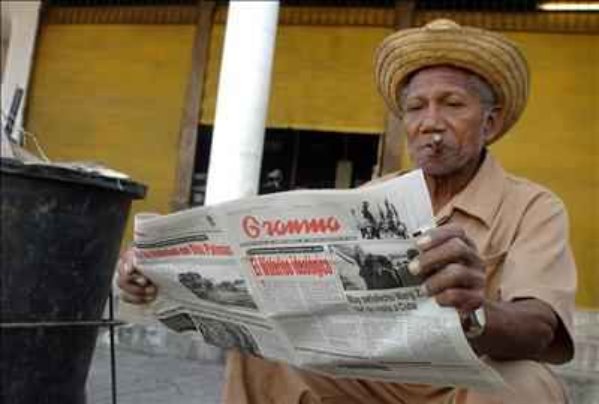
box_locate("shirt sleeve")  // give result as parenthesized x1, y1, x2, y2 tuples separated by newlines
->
(500, 190, 577, 364)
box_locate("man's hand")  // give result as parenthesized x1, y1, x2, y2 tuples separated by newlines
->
(408, 223, 560, 361)
(116, 248, 158, 304)
(409, 223, 485, 314)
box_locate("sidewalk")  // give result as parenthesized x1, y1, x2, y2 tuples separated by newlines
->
(87, 343, 224, 404)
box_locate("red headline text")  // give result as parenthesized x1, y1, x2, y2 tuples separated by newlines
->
(242, 215, 342, 239)
(250, 256, 333, 278)
(136, 242, 233, 259)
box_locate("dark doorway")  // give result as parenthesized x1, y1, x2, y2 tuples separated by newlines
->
(191, 125, 380, 206)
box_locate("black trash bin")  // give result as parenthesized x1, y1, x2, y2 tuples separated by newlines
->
(0, 158, 146, 404)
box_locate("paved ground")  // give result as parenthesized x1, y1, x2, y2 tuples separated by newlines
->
(87, 343, 224, 404)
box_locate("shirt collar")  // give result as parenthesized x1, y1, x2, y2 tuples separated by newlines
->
(435, 152, 506, 228)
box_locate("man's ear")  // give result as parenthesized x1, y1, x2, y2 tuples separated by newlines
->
(483, 106, 504, 143)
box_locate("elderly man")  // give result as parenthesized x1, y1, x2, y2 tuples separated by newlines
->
(118, 19, 576, 404)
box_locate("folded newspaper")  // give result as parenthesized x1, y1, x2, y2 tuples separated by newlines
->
(131, 170, 505, 390)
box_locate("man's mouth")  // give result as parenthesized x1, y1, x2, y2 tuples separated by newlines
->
(421, 142, 443, 153)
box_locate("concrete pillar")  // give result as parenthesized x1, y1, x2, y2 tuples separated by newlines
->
(1, 4, 13, 157)
(0, 0, 42, 145)
(205, 1, 280, 205)
(1, 6, 11, 77)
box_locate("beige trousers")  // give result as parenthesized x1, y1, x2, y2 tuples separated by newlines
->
(222, 351, 568, 404)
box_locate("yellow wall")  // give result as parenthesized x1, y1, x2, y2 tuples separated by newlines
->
(201, 24, 388, 134)
(493, 32, 598, 308)
(26, 24, 195, 240)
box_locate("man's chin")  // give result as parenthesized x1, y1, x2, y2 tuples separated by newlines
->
(420, 164, 458, 178)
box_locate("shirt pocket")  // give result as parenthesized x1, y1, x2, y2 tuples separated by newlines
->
(482, 250, 507, 301)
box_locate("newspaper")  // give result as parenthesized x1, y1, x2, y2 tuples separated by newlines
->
(132, 170, 505, 390)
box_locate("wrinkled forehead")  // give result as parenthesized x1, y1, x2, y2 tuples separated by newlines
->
(401, 65, 487, 96)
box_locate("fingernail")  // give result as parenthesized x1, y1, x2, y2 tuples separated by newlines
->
(408, 259, 421, 276)
(146, 285, 156, 295)
(416, 235, 432, 248)
(419, 284, 429, 297)
(133, 275, 147, 286)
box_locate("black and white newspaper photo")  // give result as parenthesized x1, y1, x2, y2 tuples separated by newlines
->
(329, 241, 421, 291)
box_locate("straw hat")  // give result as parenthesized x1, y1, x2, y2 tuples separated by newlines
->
(374, 19, 530, 144)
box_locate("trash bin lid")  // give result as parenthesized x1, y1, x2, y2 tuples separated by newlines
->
(1, 158, 146, 199)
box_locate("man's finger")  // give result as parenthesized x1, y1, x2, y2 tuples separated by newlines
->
(117, 253, 132, 276)
(121, 292, 155, 304)
(434, 288, 484, 313)
(409, 237, 482, 277)
(424, 263, 484, 296)
(131, 273, 149, 286)
(117, 278, 152, 295)
(119, 283, 157, 303)
(117, 272, 156, 293)
(415, 223, 477, 252)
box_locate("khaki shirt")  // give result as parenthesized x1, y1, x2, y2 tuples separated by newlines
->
(222, 153, 577, 404)
(435, 153, 575, 363)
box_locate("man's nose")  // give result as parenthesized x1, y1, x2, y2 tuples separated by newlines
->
(419, 105, 444, 133)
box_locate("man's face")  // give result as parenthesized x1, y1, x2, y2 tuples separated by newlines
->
(401, 66, 497, 177)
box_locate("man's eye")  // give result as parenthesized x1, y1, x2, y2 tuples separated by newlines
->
(406, 104, 423, 111)
(446, 100, 464, 107)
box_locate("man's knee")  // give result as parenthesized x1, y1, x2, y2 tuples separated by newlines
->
(462, 359, 568, 404)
